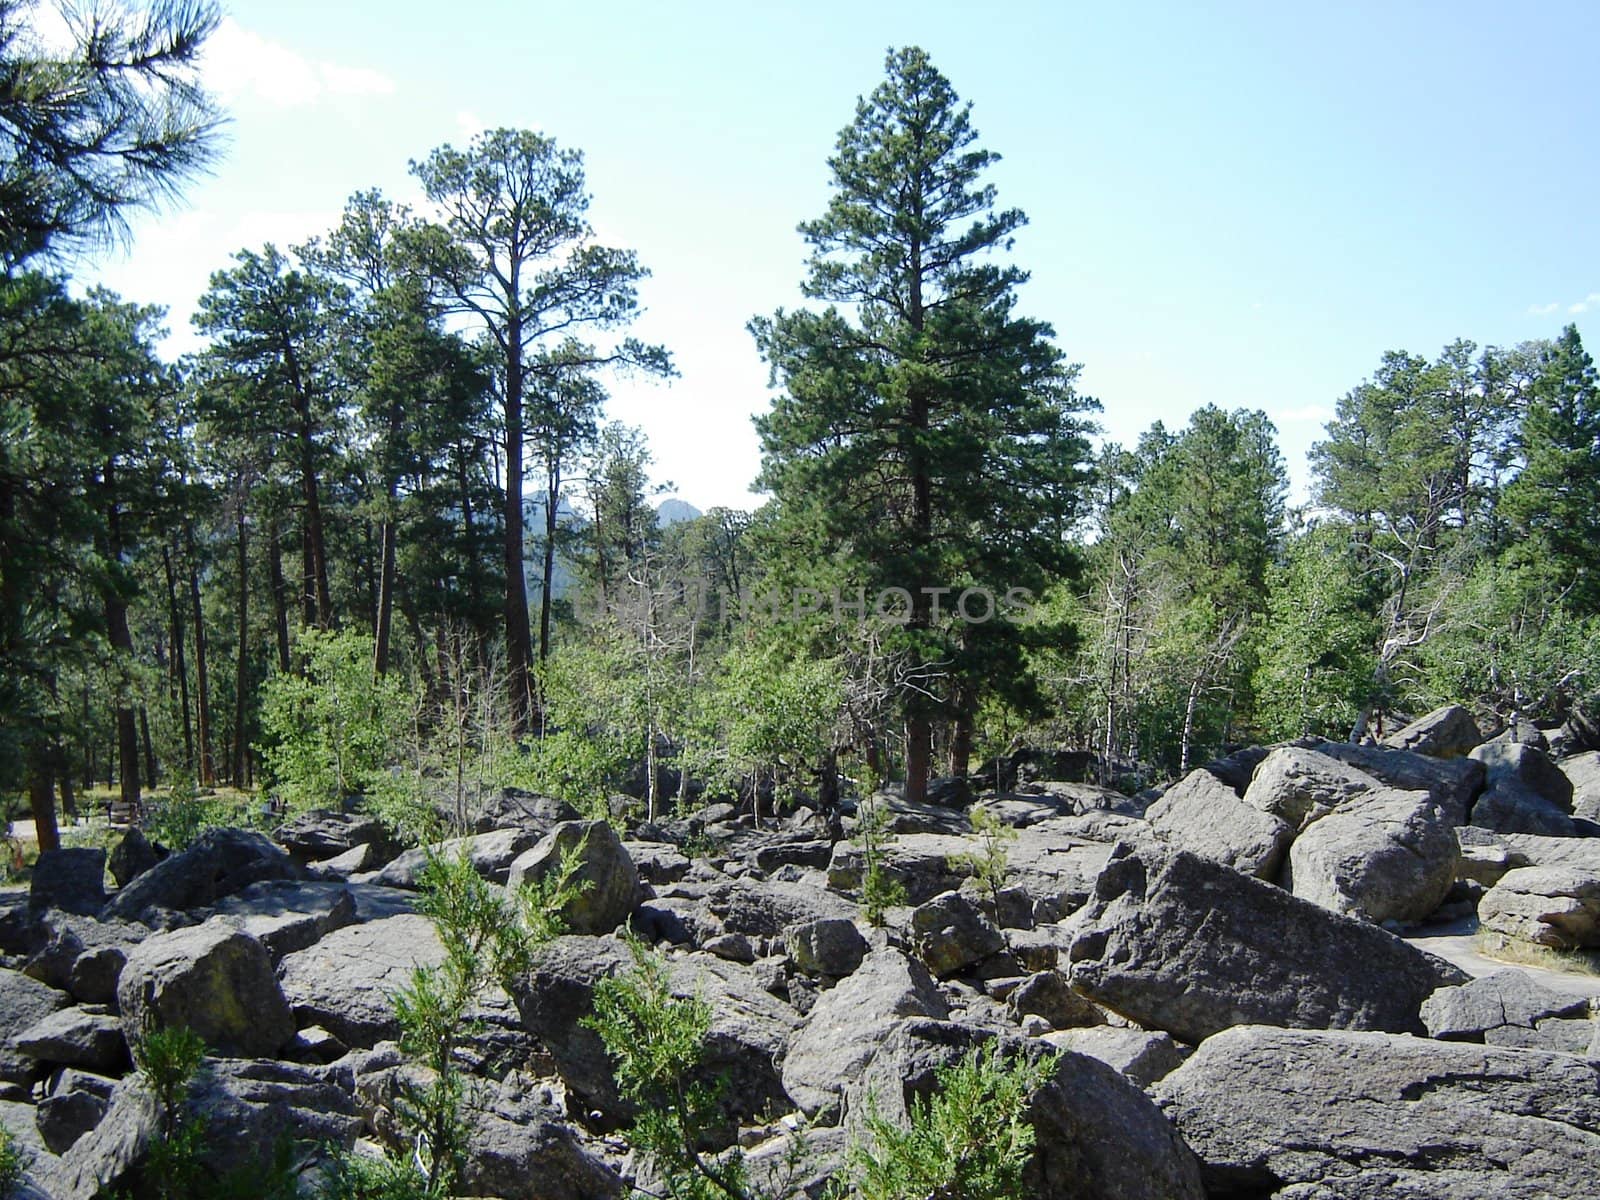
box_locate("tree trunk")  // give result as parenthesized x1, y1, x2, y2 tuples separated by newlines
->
(162, 545, 194, 770)
(28, 748, 59, 854)
(234, 506, 250, 784)
(947, 707, 973, 781)
(187, 524, 215, 787)
(503, 317, 535, 734)
(139, 707, 156, 790)
(1180, 676, 1201, 775)
(374, 515, 397, 674)
(905, 718, 931, 806)
(56, 748, 76, 824)
(539, 460, 560, 665)
(267, 519, 291, 673)
(283, 342, 333, 629)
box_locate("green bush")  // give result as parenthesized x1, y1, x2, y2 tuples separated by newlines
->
(856, 795, 906, 928)
(0, 1122, 30, 1199)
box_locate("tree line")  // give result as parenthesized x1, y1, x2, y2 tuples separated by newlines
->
(4, 12, 1599, 850)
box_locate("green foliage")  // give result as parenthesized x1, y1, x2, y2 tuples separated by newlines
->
(846, 1042, 1057, 1200)
(0, 1121, 29, 1200)
(950, 807, 1015, 935)
(142, 776, 249, 851)
(318, 1152, 436, 1200)
(586, 937, 755, 1200)
(856, 794, 906, 928)
(129, 1018, 208, 1200)
(259, 629, 418, 813)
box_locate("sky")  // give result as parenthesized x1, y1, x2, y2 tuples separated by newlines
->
(79, 0, 1600, 513)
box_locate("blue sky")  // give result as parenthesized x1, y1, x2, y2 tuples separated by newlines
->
(82, 0, 1600, 512)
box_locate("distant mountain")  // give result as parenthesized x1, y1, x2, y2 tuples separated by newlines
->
(656, 498, 702, 527)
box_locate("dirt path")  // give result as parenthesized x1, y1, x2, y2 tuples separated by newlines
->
(1406, 915, 1600, 1000)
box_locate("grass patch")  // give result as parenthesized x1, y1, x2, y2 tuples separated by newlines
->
(1474, 929, 1600, 977)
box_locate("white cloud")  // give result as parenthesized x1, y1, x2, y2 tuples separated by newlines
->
(1528, 302, 1560, 315)
(200, 19, 395, 109)
(455, 110, 487, 139)
(1273, 404, 1334, 424)
(1569, 292, 1600, 315)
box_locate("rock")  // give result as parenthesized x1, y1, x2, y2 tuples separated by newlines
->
(1067, 842, 1467, 1043)
(272, 808, 398, 864)
(711, 876, 857, 936)
(107, 829, 162, 888)
(306, 840, 382, 879)
(1381, 704, 1483, 757)
(35, 1069, 113, 1154)
(624, 840, 691, 885)
(782, 947, 949, 1121)
(703, 932, 757, 963)
(1145, 768, 1292, 880)
(1479, 865, 1600, 949)
(1285, 786, 1459, 922)
(1242, 745, 1380, 828)
(1422, 969, 1592, 1049)
(116, 921, 294, 1058)
(1039, 1026, 1189, 1089)
(910, 891, 1006, 977)
(1154, 1024, 1600, 1199)
(50, 1056, 361, 1200)
(784, 917, 867, 977)
(0, 969, 69, 1088)
(283, 1024, 347, 1065)
(506, 820, 639, 935)
(102, 828, 301, 923)
(846, 1020, 1205, 1200)
(29, 849, 106, 915)
(369, 827, 541, 888)
(1309, 739, 1484, 825)
(1007, 969, 1103, 1030)
(204, 879, 357, 961)
(827, 833, 972, 904)
(1562, 750, 1600, 822)
(509, 936, 799, 1131)
(460, 1085, 623, 1200)
(15, 1007, 126, 1073)
(1470, 741, 1577, 835)
(1460, 827, 1600, 873)
(20, 912, 141, 1004)
(471, 788, 581, 835)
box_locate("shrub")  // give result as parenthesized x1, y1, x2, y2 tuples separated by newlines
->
(0, 1123, 30, 1200)
(949, 807, 1017, 938)
(857, 794, 906, 927)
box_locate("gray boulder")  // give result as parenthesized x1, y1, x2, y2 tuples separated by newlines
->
(1381, 704, 1483, 757)
(784, 916, 867, 977)
(1470, 741, 1577, 835)
(15, 1007, 126, 1073)
(710, 876, 857, 937)
(107, 829, 161, 888)
(35, 1069, 113, 1154)
(846, 1019, 1205, 1200)
(272, 808, 398, 864)
(1242, 746, 1380, 828)
(1561, 750, 1600, 822)
(29, 849, 106, 915)
(782, 947, 948, 1121)
(0, 969, 69, 1089)
(1007, 969, 1104, 1031)
(1285, 786, 1459, 922)
(910, 890, 1006, 977)
(1155, 1024, 1600, 1199)
(1479, 865, 1600, 949)
(116, 921, 293, 1058)
(460, 1086, 623, 1200)
(510, 936, 798, 1132)
(827, 833, 972, 904)
(506, 820, 639, 935)
(1039, 1026, 1189, 1089)
(204, 879, 356, 961)
(20, 912, 141, 1004)
(1145, 768, 1292, 880)
(370, 827, 541, 888)
(1067, 842, 1467, 1043)
(1309, 739, 1484, 825)
(102, 828, 301, 923)
(1422, 969, 1592, 1049)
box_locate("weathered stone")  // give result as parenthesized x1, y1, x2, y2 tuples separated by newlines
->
(711, 876, 856, 937)
(846, 1020, 1205, 1200)
(102, 828, 301, 922)
(1470, 741, 1577, 834)
(20, 912, 141, 1004)
(272, 808, 398, 864)
(460, 1085, 623, 1200)
(369, 827, 541, 888)
(15, 1007, 126, 1073)
(116, 921, 293, 1058)
(1242, 746, 1380, 828)
(1039, 1026, 1190, 1089)
(510, 936, 799, 1132)
(29, 849, 106, 915)
(106, 829, 161, 888)
(1067, 842, 1466, 1043)
(1422, 969, 1592, 1050)
(784, 916, 867, 977)
(1146, 768, 1292, 880)
(506, 820, 639, 935)
(204, 879, 356, 961)
(1155, 1024, 1600, 1199)
(35, 1069, 113, 1154)
(1007, 969, 1103, 1031)
(624, 840, 691, 885)
(1479, 865, 1600, 949)
(1285, 786, 1459, 923)
(1561, 750, 1600, 822)
(0, 969, 69, 1087)
(782, 947, 948, 1121)
(910, 890, 1005, 978)
(1381, 704, 1483, 758)
(703, 932, 757, 962)
(827, 833, 972, 904)
(1309, 738, 1484, 825)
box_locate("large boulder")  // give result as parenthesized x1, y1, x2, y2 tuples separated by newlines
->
(1038, 1026, 1189, 1089)
(20, 912, 142, 1004)
(1067, 842, 1467, 1043)
(107, 829, 162, 888)
(14, 1007, 127, 1074)
(910, 890, 1005, 977)
(509, 936, 799, 1132)
(1560, 750, 1600, 822)
(1154, 1024, 1600, 1199)
(203, 879, 356, 961)
(827, 833, 972, 905)
(784, 916, 867, 977)
(272, 808, 398, 865)
(1285, 786, 1459, 923)
(1478, 865, 1600, 949)
(369, 827, 541, 888)
(505, 820, 639, 935)
(460, 1085, 624, 1200)
(116, 920, 293, 1058)
(845, 1020, 1205, 1200)
(1309, 739, 1484, 825)
(35, 1069, 114, 1154)
(101, 828, 301, 923)
(1421, 969, 1593, 1049)
(1242, 745, 1380, 829)
(782, 947, 948, 1121)
(1381, 704, 1483, 758)
(0, 969, 69, 1090)
(1145, 768, 1292, 880)
(29, 848, 106, 915)
(1469, 742, 1577, 835)
(710, 876, 857, 937)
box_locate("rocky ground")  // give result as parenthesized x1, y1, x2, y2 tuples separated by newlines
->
(5, 704, 1600, 1198)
